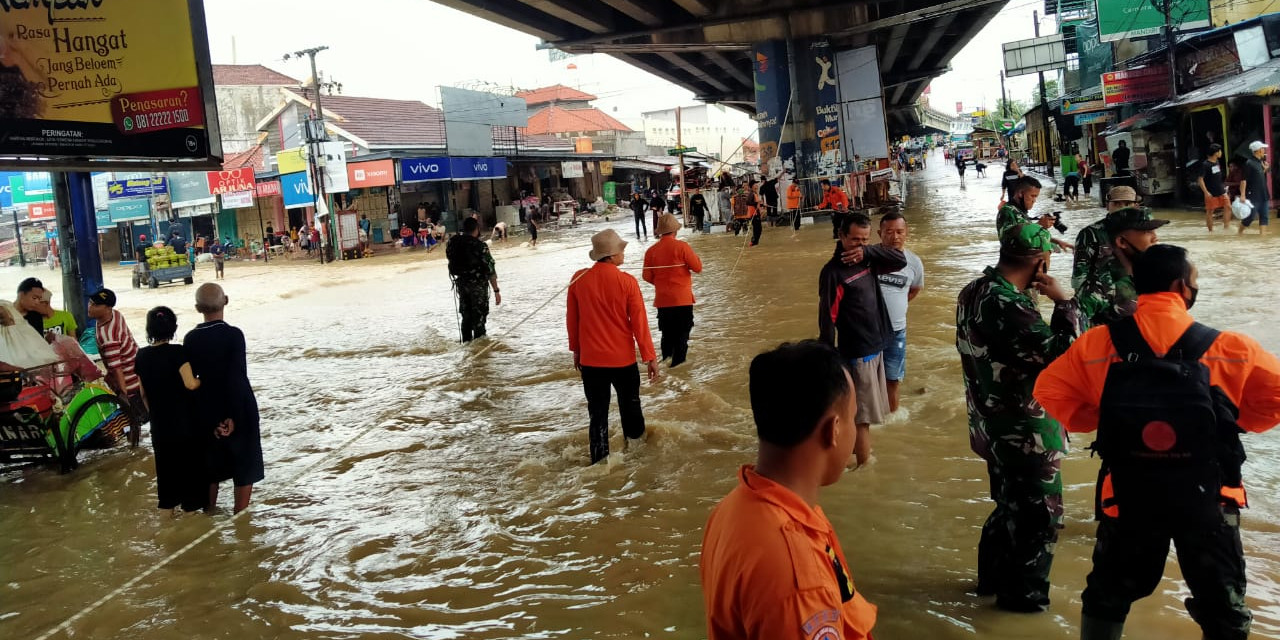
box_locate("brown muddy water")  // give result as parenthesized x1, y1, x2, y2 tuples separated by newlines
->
(3, 151, 1280, 639)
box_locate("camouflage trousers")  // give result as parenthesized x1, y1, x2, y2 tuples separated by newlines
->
(974, 431, 1064, 610)
(456, 282, 490, 343)
(1082, 506, 1250, 640)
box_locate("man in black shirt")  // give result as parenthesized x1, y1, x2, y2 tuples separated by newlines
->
(688, 189, 708, 233)
(1238, 140, 1271, 236)
(1111, 141, 1131, 176)
(15, 277, 44, 335)
(818, 212, 907, 468)
(760, 177, 779, 225)
(631, 193, 649, 240)
(1198, 144, 1230, 233)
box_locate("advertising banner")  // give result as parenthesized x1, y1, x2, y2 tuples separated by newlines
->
(1062, 93, 1107, 114)
(107, 176, 168, 200)
(277, 147, 309, 175)
(255, 180, 281, 197)
(347, 159, 396, 189)
(837, 46, 889, 161)
(28, 203, 54, 220)
(9, 175, 51, 204)
(108, 199, 151, 222)
(1096, 0, 1210, 42)
(449, 157, 507, 181)
(207, 168, 255, 195)
(280, 172, 314, 209)
(1102, 66, 1170, 106)
(319, 141, 348, 194)
(1076, 20, 1113, 92)
(752, 40, 794, 179)
(0, 171, 17, 208)
(0, 0, 221, 166)
(811, 39, 842, 176)
(220, 191, 254, 209)
(561, 161, 584, 179)
(1074, 112, 1116, 125)
(95, 208, 112, 230)
(400, 157, 450, 183)
(168, 171, 215, 208)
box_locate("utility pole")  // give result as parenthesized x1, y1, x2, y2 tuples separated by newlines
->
(1000, 71, 1009, 117)
(288, 45, 331, 263)
(1162, 0, 1178, 99)
(1034, 11, 1055, 179)
(676, 106, 688, 225)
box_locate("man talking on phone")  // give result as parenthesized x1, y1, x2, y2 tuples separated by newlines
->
(955, 223, 1086, 612)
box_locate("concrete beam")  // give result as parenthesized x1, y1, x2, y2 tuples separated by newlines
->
(432, 0, 573, 41)
(705, 51, 753, 87)
(880, 23, 910, 74)
(615, 52, 718, 99)
(673, 0, 715, 17)
(515, 0, 615, 34)
(599, 0, 662, 26)
(658, 52, 734, 93)
(560, 42, 753, 54)
(838, 0, 1008, 37)
(906, 13, 955, 71)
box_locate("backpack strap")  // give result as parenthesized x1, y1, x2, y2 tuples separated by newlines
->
(1166, 322, 1220, 362)
(1107, 316, 1155, 361)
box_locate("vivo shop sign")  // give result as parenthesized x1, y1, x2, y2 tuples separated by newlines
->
(399, 157, 506, 183)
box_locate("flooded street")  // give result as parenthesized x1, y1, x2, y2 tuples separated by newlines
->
(4, 152, 1280, 639)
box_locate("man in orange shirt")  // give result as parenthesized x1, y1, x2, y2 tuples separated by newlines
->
(1035, 245, 1280, 640)
(643, 214, 704, 368)
(567, 228, 659, 464)
(817, 178, 850, 239)
(701, 341, 877, 640)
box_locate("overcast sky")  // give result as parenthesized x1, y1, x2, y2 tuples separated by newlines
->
(203, 0, 1056, 128)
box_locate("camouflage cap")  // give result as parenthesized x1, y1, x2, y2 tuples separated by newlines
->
(1000, 222, 1053, 256)
(1103, 206, 1170, 233)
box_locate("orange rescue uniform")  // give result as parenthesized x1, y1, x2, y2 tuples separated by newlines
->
(566, 261, 657, 368)
(702, 466, 877, 640)
(1034, 292, 1280, 514)
(818, 187, 849, 211)
(787, 183, 803, 210)
(642, 235, 703, 308)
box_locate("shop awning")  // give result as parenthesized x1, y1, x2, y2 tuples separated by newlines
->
(1102, 109, 1168, 135)
(1155, 58, 1280, 110)
(612, 159, 669, 173)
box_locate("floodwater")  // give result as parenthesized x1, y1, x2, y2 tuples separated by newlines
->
(3, 153, 1280, 640)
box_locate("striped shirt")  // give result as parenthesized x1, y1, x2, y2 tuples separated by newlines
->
(96, 309, 140, 391)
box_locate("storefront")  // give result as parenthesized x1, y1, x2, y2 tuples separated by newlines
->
(398, 156, 509, 232)
(341, 158, 398, 243)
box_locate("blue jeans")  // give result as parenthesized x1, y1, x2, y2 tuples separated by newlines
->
(883, 328, 907, 381)
(1242, 199, 1270, 227)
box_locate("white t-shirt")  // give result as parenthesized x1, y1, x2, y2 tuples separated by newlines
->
(877, 248, 925, 332)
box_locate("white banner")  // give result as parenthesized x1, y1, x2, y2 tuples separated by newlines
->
(561, 161, 584, 179)
(221, 190, 254, 209)
(320, 141, 349, 194)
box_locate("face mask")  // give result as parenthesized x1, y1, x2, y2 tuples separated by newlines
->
(1184, 282, 1198, 310)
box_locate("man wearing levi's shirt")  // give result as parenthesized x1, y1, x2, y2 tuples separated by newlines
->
(701, 341, 877, 640)
(874, 212, 924, 413)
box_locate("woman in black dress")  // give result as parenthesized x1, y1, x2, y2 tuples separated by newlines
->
(135, 306, 205, 514)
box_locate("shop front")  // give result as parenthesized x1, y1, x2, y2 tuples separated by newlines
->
(343, 158, 397, 243)
(398, 156, 508, 233)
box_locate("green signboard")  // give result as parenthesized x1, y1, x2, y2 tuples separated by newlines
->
(667, 146, 698, 155)
(1096, 0, 1210, 43)
(95, 208, 113, 230)
(603, 181, 617, 204)
(1077, 19, 1113, 92)
(108, 199, 151, 222)
(997, 120, 1016, 132)
(8, 175, 52, 205)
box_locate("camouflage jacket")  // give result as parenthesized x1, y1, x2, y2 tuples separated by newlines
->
(956, 267, 1085, 458)
(996, 203, 1030, 237)
(1071, 220, 1136, 326)
(446, 234, 496, 287)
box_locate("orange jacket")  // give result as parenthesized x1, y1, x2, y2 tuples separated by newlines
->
(1034, 292, 1280, 512)
(786, 183, 802, 210)
(818, 186, 849, 211)
(642, 235, 703, 308)
(702, 466, 877, 640)
(566, 261, 657, 367)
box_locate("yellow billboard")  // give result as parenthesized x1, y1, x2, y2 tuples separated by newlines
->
(277, 148, 309, 174)
(0, 0, 220, 167)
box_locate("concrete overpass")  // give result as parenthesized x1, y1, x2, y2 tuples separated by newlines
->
(916, 104, 956, 136)
(433, 0, 1009, 133)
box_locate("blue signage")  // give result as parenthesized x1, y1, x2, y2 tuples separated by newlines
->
(280, 171, 314, 209)
(94, 208, 112, 230)
(449, 157, 507, 180)
(400, 157, 451, 183)
(107, 177, 168, 200)
(0, 171, 18, 208)
(108, 199, 151, 222)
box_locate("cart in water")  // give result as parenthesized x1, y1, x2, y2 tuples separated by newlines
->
(0, 363, 131, 473)
(133, 244, 195, 289)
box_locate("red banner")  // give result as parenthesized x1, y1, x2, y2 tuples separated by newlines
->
(1102, 66, 1170, 107)
(28, 203, 54, 220)
(346, 159, 396, 188)
(255, 180, 281, 197)
(207, 168, 256, 195)
(111, 87, 206, 135)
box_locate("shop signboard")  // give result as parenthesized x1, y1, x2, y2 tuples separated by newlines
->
(277, 147, 309, 175)
(1102, 66, 1170, 106)
(561, 161, 584, 179)
(600, 160, 614, 175)
(1076, 20, 1112, 92)
(220, 191, 254, 209)
(1003, 34, 1066, 77)
(168, 171, 215, 208)
(449, 157, 507, 180)
(206, 168, 255, 195)
(1096, 0, 1210, 43)
(400, 157, 451, 183)
(107, 176, 168, 200)
(1075, 112, 1116, 125)
(1062, 93, 1107, 114)
(28, 203, 54, 220)
(95, 208, 112, 230)
(255, 180, 281, 197)
(0, 171, 17, 208)
(1177, 37, 1242, 92)
(280, 172, 314, 209)
(9, 174, 52, 204)
(0, 0, 222, 168)
(108, 199, 151, 222)
(347, 159, 396, 189)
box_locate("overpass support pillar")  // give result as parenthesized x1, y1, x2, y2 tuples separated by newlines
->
(53, 172, 103, 335)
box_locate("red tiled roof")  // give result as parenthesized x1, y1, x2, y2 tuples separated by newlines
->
(515, 84, 598, 107)
(524, 106, 631, 135)
(223, 142, 267, 171)
(318, 95, 446, 147)
(213, 64, 300, 86)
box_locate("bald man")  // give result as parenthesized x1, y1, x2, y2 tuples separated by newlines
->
(186, 283, 263, 514)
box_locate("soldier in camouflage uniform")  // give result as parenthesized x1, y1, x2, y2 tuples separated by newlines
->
(996, 176, 1042, 236)
(446, 217, 501, 342)
(956, 223, 1086, 612)
(1071, 204, 1167, 326)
